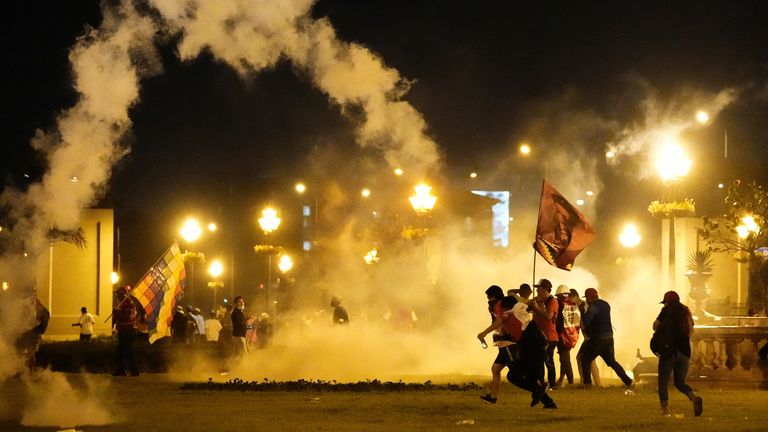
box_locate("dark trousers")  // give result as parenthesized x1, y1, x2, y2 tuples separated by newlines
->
(579, 336, 631, 386)
(544, 340, 557, 387)
(116, 328, 139, 375)
(79, 334, 92, 341)
(658, 350, 694, 403)
(506, 345, 555, 405)
(556, 340, 574, 384)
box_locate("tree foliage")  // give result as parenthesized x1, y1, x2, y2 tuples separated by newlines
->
(699, 180, 768, 255)
(699, 180, 768, 310)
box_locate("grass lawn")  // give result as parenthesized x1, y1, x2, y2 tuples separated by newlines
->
(1, 373, 766, 432)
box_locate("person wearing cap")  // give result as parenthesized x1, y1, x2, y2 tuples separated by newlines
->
(529, 278, 559, 389)
(171, 305, 188, 344)
(579, 288, 633, 388)
(554, 284, 580, 387)
(112, 285, 139, 377)
(653, 291, 702, 417)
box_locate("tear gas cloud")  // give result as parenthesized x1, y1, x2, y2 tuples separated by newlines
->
(606, 84, 737, 179)
(20, 370, 115, 428)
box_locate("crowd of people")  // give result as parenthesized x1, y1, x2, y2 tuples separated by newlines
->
(476, 278, 704, 417)
(13, 280, 708, 418)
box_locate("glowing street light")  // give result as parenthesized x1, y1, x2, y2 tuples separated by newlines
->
(409, 183, 437, 215)
(258, 207, 281, 234)
(180, 218, 203, 243)
(394, 168, 404, 176)
(295, 182, 306, 194)
(519, 143, 531, 156)
(361, 188, 371, 198)
(258, 207, 281, 311)
(655, 141, 692, 182)
(469, 172, 478, 179)
(179, 217, 204, 304)
(736, 215, 760, 239)
(208, 260, 224, 278)
(278, 254, 294, 273)
(619, 223, 642, 248)
(695, 110, 710, 125)
(111, 272, 120, 285)
(207, 259, 224, 308)
(207, 222, 217, 232)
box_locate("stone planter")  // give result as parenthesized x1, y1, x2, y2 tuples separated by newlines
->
(686, 272, 712, 317)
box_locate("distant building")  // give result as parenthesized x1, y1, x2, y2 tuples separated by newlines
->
(36, 209, 114, 339)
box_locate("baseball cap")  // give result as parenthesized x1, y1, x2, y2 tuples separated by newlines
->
(534, 279, 553, 291)
(583, 287, 598, 298)
(660, 290, 680, 304)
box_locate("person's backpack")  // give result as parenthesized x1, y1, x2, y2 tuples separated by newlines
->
(650, 319, 674, 357)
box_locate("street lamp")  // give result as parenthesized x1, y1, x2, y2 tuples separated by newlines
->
(258, 207, 281, 311)
(409, 184, 437, 288)
(409, 184, 437, 215)
(619, 223, 642, 248)
(278, 254, 293, 273)
(654, 139, 692, 293)
(208, 259, 224, 310)
(180, 218, 204, 305)
(736, 215, 761, 306)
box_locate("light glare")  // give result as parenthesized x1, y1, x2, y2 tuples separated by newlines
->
(180, 218, 203, 243)
(258, 207, 281, 234)
(209, 260, 224, 278)
(619, 223, 642, 248)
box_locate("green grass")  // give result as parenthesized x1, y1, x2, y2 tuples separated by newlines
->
(1, 374, 767, 432)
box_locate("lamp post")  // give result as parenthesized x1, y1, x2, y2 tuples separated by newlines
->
(409, 183, 437, 286)
(736, 215, 760, 307)
(208, 259, 224, 311)
(258, 207, 281, 312)
(180, 218, 203, 305)
(655, 140, 691, 292)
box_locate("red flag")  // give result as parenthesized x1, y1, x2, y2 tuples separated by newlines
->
(534, 179, 596, 271)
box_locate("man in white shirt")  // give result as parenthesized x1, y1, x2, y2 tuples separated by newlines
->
(73, 306, 95, 341)
(204, 312, 223, 342)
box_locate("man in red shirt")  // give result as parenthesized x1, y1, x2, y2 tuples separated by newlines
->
(529, 279, 559, 389)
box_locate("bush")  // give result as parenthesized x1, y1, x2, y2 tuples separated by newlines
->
(36, 337, 226, 373)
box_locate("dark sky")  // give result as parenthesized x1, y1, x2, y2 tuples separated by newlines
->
(4, 0, 768, 291)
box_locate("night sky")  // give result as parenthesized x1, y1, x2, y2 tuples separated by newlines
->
(4, 0, 768, 293)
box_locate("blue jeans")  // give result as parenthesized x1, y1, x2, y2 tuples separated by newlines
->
(658, 350, 694, 403)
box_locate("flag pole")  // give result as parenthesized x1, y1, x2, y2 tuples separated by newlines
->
(532, 178, 546, 285)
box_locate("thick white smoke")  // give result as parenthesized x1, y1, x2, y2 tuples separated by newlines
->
(606, 84, 737, 179)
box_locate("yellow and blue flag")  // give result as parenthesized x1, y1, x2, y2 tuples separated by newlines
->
(130, 243, 186, 343)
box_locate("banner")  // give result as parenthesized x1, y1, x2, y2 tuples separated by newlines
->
(534, 179, 596, 270)
(130, 243, 186, 343)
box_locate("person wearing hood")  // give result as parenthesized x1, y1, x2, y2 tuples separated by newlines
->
(653, 290, 702, 417)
